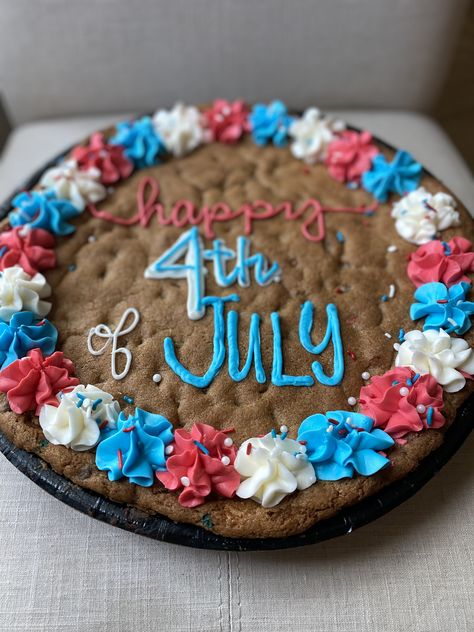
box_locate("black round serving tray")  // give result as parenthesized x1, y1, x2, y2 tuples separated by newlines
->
(0, 124, 472, 551)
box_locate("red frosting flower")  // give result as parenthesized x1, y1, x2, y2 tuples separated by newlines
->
(203, 99, 251, 144)
(156, 423, 240, 507)
(71, 132, 134, 185)
(407, 237, 474, 288)
(0, 349, 79, 415)
(0, 227, 56, 276)
(359, 367, 444, 443)
(325, 130, 379, 183)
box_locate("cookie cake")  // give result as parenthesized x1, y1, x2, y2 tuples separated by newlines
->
(0, 100, 472, 539)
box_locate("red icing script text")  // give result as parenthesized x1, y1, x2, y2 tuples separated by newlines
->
(88, 176, 376, 242)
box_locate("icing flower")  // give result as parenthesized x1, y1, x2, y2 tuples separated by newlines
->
(410, 281, 474, 335)
(361, 150, 422, 202)
(234, 430, 316, 508)
(0, 266, 52, 321)
(63, 384, 120, 430)
(0, 312, 57, 369)
(359, 367, 445, 442)
(407, 238, 474, 288)
(71, 132, 134, 184)
(325, 130, 379, 184)
(39, 384, 120, 451)
(0, 227, 56, 276)
(40, 399, 99, 451)
(289, 108, 345, 164)
(9, 190, 81, 236)
(395, 328, 474, 393)
(153, 103, 204, 158)
(297, 411, 393, 480)
(249, 101, 294, 147)
(203, 99, 250, 144)
(0, 348, 78, 414)
(96, 408, 174, 487)
(39, 159, 106, 212)
(110, 117, 166, 168)
(156, 423, 240, 507)
(391, 187, 460, 245)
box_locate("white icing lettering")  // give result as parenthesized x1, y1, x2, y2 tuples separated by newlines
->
(87, 307, 140, 380)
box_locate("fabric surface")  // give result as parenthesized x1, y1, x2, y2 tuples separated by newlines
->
(0, 111, 473, 631)
(0, 0, 470, 125)
(0, 437, 472, 632)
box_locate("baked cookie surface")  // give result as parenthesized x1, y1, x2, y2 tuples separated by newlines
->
(0, 103, 472, 538)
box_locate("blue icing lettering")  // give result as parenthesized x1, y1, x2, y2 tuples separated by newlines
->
(271, 312, 314, 387)
(164, 295, 239, 388)
(146, 229, 280, 320)
(234, 236, 281, 286)
(203, 235, 281, 288)
(145, 226, 206, 320)
(227, 310, 266, 383)
(145, 231, 347, 391)
(203, 239, 238, 286)
(299, 301, 344, 386)
(164, 299, 345, 389)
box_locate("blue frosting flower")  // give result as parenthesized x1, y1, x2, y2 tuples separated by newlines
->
(249, 101, 294, 147)
(0, 311, 58, 369)
(297, 410, 394, 480)
(410, 281, 474, 335)
(9, 190, 81, 236)
(110, 116, 166, 168)
(96, 407, 174, 486)
(361, 150, 423, 202)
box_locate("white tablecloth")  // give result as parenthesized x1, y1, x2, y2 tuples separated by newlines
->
(0, 111, 473, 632)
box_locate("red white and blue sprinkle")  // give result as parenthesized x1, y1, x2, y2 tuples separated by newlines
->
(426, 407, 434, 426)
(194, 440, 210, 455)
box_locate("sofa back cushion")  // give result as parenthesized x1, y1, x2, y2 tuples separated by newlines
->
(0, 0, 470, 124)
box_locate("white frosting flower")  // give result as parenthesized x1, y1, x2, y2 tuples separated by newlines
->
(0, 265, 51, 321)
(391, 187, 460, 245)
(395, 329, 474, 393)
(40, 399, 100, 451)
(289, 108, 345, 164)
(235, 432, 316, 507)
(39, 384, 120, 451)
(63, 384, 120, 429)
(434, 192, 461, 230)
(39, 159, 106, 211)
(153, 103, 204, 157)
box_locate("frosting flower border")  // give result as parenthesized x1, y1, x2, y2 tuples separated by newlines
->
(0, 99, 470, 517)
